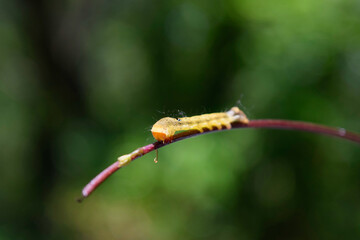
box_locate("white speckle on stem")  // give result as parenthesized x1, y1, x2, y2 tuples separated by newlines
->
(338, 128, 346, 136)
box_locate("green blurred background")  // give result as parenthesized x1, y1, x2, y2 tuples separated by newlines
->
(1, 0, 360, 239)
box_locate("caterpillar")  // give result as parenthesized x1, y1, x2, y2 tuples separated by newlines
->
(151, 106, 249, 142)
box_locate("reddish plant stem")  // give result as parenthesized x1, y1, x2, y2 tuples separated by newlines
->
(78, 119, 360, 202)
(247, 120, 360, 142)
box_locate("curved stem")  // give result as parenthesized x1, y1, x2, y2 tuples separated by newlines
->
(247, 120, 360, 142)
(78, 119, 360, 202)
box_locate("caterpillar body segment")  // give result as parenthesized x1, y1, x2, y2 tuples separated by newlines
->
(151, 107, 249, 142)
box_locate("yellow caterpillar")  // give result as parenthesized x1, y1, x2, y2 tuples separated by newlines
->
(151, 107, 249, 142)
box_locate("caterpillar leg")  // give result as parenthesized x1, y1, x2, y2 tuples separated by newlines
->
(209, 120, 219, 130)
(162, 135, 174, 144)
(216, 124, 223, 130)
(196, 126, 204, 133)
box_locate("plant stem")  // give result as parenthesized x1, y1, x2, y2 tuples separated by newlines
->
(78, 119, 360, 202)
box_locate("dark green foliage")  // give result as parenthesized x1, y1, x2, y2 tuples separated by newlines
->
(0, 0, 359, 239)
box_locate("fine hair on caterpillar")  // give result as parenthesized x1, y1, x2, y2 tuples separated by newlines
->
(151, 106, 249, 142)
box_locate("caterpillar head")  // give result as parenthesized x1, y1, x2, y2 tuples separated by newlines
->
(151, 117, 177, 141)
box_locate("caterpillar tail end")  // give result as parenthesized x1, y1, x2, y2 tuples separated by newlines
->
(228, 106, 249, 124)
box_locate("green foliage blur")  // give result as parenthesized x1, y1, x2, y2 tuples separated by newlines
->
(1, 0, 360, 239)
